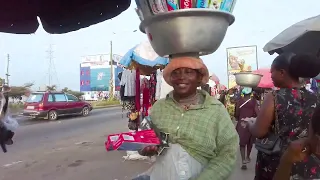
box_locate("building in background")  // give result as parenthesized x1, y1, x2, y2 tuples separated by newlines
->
(80, 54, 123, 101)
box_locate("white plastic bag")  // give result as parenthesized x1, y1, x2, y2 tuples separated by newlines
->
(3, 116, 19, 132)
(136, 144, 203, 180)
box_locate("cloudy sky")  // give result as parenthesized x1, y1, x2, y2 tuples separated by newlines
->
(0, 0, 319, 90)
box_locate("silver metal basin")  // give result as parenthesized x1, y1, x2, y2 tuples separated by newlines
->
(315, 73, 320, 80)
(139, 9, 235, 57)
(234, 72, 263, 87)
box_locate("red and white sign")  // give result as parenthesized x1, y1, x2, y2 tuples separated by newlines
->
(180, 0, 192, 9)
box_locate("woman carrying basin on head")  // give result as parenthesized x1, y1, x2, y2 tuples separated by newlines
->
(235, 87, 259, 170)
(134, 57, 239, 180)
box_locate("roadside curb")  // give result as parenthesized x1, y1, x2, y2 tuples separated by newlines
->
(92, 104, 121, 109)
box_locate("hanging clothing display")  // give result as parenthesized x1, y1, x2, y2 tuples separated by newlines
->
(120, 69, 136, 110)
(118, 72, 123, 81)
(142, 86, 150, 117)
(135, 68, 141, 111)
(122, 100, 135, 110)
(155, 69, 162, 100)
(149, 71, 157, 103)
(120, 69, 136, 97)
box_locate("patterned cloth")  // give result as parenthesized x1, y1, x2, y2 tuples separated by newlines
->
(135, 68, 141, 111)
(225, 95, 236, 120)
(149, 72, 157, 103)
(150, 90, 239, 180)
(255, 88, 320, 180)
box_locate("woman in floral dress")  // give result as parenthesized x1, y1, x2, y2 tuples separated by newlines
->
(248, 53, 320, 180)
(274, 106, 320, 180)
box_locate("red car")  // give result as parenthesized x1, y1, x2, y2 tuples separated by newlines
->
(22, 91, 92, 120)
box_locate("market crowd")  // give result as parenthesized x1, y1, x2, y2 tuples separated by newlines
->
(217, 53, 320, 180)
(2, 54, 320, 180)
(132, 53, 320, 180)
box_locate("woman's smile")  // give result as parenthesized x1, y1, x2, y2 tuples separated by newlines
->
(176, 83, 188, 88)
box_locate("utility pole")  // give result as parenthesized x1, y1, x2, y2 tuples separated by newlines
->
(109, 40, 114, 100)
(46, 44, 54, 87)
(5, 54, 10, 86)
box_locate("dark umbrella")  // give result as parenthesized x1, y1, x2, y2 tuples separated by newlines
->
(0, 0, 131, 34)
(263, 15, 320, 55)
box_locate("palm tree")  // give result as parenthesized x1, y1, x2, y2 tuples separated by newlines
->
(46, 85, 57, 91)
(62, 87, 69, 93)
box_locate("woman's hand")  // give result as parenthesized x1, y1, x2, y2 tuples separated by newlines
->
(138, 145, 159, 156)
(242, 117, 256, 127)
(274, 139, 309, 180)
(281, 138, 310, 164)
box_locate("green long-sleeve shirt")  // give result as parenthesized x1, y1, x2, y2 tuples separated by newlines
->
(150, 90, 239, 180)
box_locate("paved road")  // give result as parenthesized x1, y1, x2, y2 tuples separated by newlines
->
(7, 108, 126, 154)
(1, 107, 256, 180)
(1, 107, 151, 180)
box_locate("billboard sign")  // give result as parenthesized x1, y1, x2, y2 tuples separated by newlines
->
(80, 54, 124, 92)
(90, 68, 110, 91)
(226, 45, 258, 88)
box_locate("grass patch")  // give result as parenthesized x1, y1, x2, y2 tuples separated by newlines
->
(8, 103, 24, 113)
(90, 100, 120, 108)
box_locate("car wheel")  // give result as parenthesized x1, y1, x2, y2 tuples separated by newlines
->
(82, 106, 90, 117)
(48, 110, 58, 121)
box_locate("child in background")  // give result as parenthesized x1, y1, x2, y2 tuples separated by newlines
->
(127, 108, 140, 131)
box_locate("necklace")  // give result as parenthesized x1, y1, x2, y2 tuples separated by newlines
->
(176, 93, 200, 110)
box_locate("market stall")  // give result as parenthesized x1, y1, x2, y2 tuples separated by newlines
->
(119, 41, 170, 161)
(119, 41, 169, 112)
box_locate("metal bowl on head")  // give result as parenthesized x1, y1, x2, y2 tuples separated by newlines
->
(139, 9, 235, 57)
(314, 73, 320, 80)
(234, 72, 263, 87)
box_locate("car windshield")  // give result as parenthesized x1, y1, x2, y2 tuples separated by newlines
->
(26, 93, 44, 103)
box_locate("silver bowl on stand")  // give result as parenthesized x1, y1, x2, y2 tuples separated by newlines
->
(234, 72, 263, 87)
(139, 9, 235, 57)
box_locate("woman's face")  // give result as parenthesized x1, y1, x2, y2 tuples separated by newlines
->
(170, 68, 201, 97)
(270, 65, 285, 88)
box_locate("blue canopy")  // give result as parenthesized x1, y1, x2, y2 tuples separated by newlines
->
(120, 45, 169, 67)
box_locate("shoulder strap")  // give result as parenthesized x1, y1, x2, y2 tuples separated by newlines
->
(272, 91, 280, 134)
(239, 98, 251, 109)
